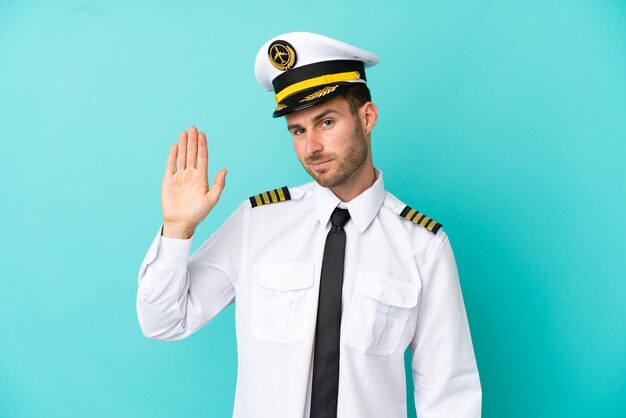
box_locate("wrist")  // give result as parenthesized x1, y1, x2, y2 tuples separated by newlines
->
(162, 221, 196, 239)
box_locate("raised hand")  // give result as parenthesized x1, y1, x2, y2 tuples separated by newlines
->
(160, 126, 227, 239)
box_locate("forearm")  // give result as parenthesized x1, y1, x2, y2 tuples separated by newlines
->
(137, 207, 243, 341)
(411, 233, 482, 417)
(137, 227, 195, 340)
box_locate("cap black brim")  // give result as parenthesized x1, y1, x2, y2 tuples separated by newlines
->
(272, 82, 360, 118)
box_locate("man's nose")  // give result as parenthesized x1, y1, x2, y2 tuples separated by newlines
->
(305, 131, 323, 155)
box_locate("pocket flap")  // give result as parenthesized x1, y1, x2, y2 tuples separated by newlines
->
(254, 262, 314, 291)
(356, 271, 419, 308)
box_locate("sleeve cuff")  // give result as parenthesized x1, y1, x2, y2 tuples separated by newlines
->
(150, 224, 194, 270)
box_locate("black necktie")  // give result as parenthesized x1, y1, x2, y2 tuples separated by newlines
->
(310, 207, 351, 418)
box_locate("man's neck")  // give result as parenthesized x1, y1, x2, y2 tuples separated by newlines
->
(330, 160, 376, 202)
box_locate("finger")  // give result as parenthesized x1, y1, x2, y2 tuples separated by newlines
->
(198, 131, 208, 175)
(187, 126, 198, 169)
(166, 144, 177, 175)
(208, 169, 227, 204)
(177, 130, 188, 170)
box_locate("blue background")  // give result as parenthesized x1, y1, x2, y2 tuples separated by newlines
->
(1, 0, 625, 417)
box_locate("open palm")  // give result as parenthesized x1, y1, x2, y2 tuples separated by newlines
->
(161, 126, 227, 238)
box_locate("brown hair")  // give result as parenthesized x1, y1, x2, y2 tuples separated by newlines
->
(341, 83, 372, 115)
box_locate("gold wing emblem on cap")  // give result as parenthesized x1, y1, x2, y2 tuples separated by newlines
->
(274, 103, 287, 112)
(299, 85, 338, 103)
(268, 41, 297, 71)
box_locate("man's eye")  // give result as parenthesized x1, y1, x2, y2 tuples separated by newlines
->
(321, 119, 334, 128)
(293, 128, 305, 136)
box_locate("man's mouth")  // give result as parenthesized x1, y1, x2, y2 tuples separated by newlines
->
(311, 159, 331, 165)
(309, 159, 333, 168)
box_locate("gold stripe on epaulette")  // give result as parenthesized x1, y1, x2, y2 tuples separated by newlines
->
(249, 186, 292, 208)
(399, 205, 442, 234)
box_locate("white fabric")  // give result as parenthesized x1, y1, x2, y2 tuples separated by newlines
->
(136, 169, 482, 418)
(254, 32, 380, 91)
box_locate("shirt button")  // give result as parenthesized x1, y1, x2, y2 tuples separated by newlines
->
(383, 288, 392, 298)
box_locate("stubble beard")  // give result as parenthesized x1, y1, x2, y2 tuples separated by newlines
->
(303, 120, 369, 188)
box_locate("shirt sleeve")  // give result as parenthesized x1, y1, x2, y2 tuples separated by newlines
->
(409, 231, 482, 417)
(136, 204, 245, 341)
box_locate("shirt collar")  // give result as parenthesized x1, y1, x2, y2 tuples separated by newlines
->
(314, 168, 386, 233)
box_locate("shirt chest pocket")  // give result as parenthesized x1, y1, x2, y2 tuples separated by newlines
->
(346, 271, 420, 355)
(250, 262, 315, 344)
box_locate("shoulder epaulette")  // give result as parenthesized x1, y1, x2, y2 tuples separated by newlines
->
(249, 186, 291, 208)
(399, 205, 442, 234)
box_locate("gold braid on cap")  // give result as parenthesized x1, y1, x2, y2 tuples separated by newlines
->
(275, 71, 361, 103)
(299, 85, 338, 103)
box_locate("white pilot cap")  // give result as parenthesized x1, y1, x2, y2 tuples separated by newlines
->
(254, 32, 379, 117)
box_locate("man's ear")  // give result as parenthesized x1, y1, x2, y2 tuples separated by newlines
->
(358, 102, 378, 135)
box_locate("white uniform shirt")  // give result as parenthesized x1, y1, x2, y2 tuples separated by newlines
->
(136, 169, 481, 418)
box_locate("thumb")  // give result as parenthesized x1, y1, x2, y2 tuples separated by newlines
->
(207, 169, 227, 203)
